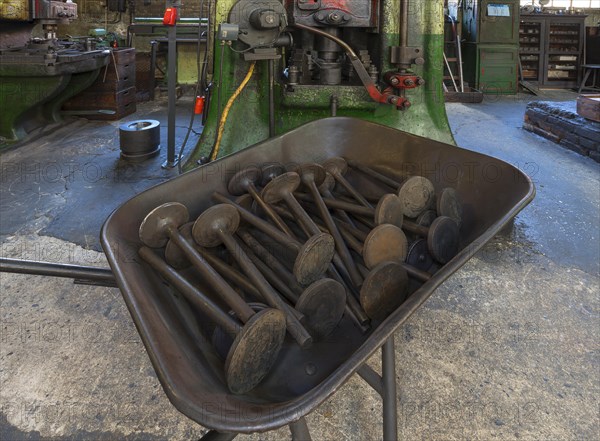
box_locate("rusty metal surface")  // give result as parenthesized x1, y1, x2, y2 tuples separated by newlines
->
(426, 216, 461, 264)
(193, 204, 240, 248)
(406, 238, 434, 272)
(292, 233, 335, 286)
(360, 261, 409, 321)
(437, 187, 463, 226)
(101, 117, 535, 433)
(397, 176, 436, 218)
(294, 278, 346, 339)
(139, 202, 189, 248)
(0, 0, 30, 21)
(362, 224, 408, 270)
(373, 194, 404, 228)
(225, 308, 286, 395)
(415, 209, 437, 227)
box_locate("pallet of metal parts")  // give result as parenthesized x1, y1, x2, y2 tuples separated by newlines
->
(101, 117, 534, 435)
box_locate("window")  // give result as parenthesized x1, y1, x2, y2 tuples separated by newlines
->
(520, 0, 600, 8)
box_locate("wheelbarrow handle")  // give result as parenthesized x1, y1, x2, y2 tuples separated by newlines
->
(0, 257, 116, 287)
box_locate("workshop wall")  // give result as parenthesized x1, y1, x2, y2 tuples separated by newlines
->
(48, 2, 597, 41)
(130, 2, 208, 86)
(53, 0, 131, 40)
(135, 0, 206, 18)
(539, 8, 600, 26)
(45, 1, 208, 87)
(51, 1, 209, 46)
(584, 9, 600, 26)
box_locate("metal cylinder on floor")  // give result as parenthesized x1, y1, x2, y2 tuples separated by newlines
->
(118, 119, 161, 162)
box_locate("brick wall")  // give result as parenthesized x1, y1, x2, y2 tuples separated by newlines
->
(135, 1, 209, 19)
(54, 0, 130, 38)
(524, 101, 600, 163)
(53, 0, 209, 40)
(583, 9, 600, 26)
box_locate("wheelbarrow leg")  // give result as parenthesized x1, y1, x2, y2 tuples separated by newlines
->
(382, 335, 398, 440)
(289, 417, 312, 440)
(356, 335, 399, 439)
(198, 430, 237, 441)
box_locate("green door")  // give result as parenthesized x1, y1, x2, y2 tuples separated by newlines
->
(479, 0, 520, 44)
(479, 45, 518, 93)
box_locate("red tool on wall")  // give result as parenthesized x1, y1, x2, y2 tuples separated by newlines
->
(163, 6, 178, 26)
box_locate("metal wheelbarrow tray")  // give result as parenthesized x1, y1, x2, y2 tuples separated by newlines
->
(101, 117, 535, 434)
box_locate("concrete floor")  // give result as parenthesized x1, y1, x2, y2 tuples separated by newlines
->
(0, 90, 598, 440)
(0, 98, 201, 251)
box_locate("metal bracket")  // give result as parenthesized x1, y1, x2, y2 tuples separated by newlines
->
(349, 57, 410, 110)
(162, 158, 180, 169)
(384, 72, 426, 90)
(389, 46, 425, 67)
(243, 47, 281, 61)
(217, 23, 239, 41)
(293, 24, 409, 110)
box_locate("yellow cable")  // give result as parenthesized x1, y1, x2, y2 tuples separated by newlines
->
(210, 61, 256, 161)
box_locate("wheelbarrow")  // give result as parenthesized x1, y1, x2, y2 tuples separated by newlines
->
(0, 117, 535, 440)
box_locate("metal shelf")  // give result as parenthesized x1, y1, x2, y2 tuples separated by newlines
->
(519, 14, 585, 88)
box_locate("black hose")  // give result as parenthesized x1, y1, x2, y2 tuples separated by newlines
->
(177, 0, 208, 174)
(200, 0, 211, 91)
(207, 41, 226, 162)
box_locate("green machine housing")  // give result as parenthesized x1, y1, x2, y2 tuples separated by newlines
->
(188, 0, 456, 164)
(462, 0, 520, 94)
(0, 0, 109, 145)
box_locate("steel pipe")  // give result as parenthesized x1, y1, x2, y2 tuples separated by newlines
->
(0, 257, 115, 286)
